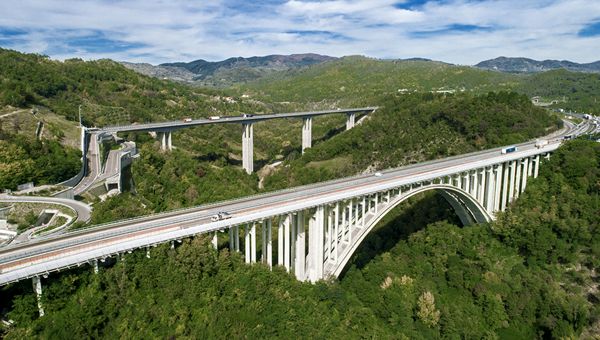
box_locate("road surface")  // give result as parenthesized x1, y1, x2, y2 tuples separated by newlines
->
(100, 107, 377, 133)
(0, 195, 92, 223)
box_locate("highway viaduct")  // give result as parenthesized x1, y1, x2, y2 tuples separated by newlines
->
(0, 120, 594, 316)
(98, 107, 377, 174)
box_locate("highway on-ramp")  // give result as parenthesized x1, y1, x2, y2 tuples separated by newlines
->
(0, 195, 92, 223)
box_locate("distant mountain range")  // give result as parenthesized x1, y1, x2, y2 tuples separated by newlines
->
(121, 54, 600, 87)
(121, 53, 336, 87)
(475, 57, 600, 73)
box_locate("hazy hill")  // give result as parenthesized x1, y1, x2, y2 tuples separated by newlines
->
(476, 56, 600, 73)
(123, 53, 336, 87)
(239, 56, 600, 113)
(239, 56, 520, 106)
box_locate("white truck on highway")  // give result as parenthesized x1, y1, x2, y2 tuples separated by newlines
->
(501, 146, 517, 154)
(210, 211, 232, 222)
(535, 139, 548, 148)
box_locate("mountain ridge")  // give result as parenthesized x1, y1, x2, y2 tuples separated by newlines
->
(476, 56, 600, 73)
(121, 53, 336, 86)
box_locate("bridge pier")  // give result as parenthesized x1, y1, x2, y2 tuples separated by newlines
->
(493, 164, 503, 212)
(514, 159, 522, 199)
(302, 117, 312, 153)
(346, 112, 355, 130)
(295, 212, 305, 280)
(284, 215, 291, 271)
(521, 157, 529, 191)
(212, 232, 218, 250)
(485, 167, 494, 212)
(234, 226, 240, 251)
(501, 162, 509, 211)
(533, 155, 540, 178)
(32, 276, 44, 317)
(242, 123, 254, 174)
(264, 220, 273, 267)
(308, 206, 325, 282)
(157, 131, 173, 151)
(508, 160, 517, 203)
(243, 224, 258, 263)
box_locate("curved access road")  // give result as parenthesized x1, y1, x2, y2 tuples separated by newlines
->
(0, 195, 92, 223)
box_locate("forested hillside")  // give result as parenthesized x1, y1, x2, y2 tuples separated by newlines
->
(3, 140, 598, 338)
(239, 56, 600, 114)
(239, 56, 519, 107)
(0, 108, 81, 190)
(265, 92, 560, 189)
(0, 48, 346, 192)
(516, 69, 600, 113)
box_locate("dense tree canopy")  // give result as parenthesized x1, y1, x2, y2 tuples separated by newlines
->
(0, 135, 80, 190)
(2, 140, 598, 338)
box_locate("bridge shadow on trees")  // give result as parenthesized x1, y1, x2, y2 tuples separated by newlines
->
(339, 191, 462, 279)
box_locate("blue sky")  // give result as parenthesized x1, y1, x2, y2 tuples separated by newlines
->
(0, 0, 599, 65)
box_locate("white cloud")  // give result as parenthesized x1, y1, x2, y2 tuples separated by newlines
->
(0, 0, 599, 64)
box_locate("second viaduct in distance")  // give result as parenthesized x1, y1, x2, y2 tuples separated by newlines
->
(97, 107, 378, 174)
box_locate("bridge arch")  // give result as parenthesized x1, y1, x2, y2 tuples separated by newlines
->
(328, 184, 492, 278)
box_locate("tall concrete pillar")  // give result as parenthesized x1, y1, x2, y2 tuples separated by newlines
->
(212, 232, 218, 250)
(158, 132, 167, 151)
(477, 169, 485, 204)
(295, 211, 306, 280)
(326, 209, 333, 263)
(501, 162, 510, 211)
(278, 217, 285, 266)
(242, 123, 254, 174)
(348, 199, 353, 244)
(514, 159, 522, 199)
(334, 202, 340, 262)
(290, 214, 296, 271)
(341, 201, 347, 236)
(308, 205, 325, 282)
(361, 195, 366, 228)
(346, 112, 355, 130)
(250, 223, 257, 263)
(521, 157, 529, 192)
(261, 221, 267, 263)
(93, 259, 99, 274)
(32, 276, 44, 317)
(533, 155, 540, 178)
(284, 214, 291, 271)
(244, 224, 250, 264)
(230, 227, 235, 251)
(471, 170, 478, 197)
(266, 219, 273, 267)
(494, 164, 503, 212)
(302, 117, 312, 153)
(508, 160, 517, 203)
(235, 226, 240, 251)
(485, 167, 495, 212)
(166, 131, 173, 151)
